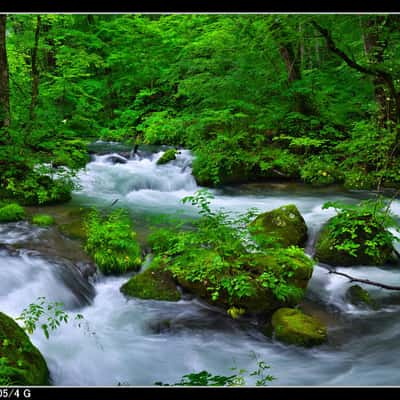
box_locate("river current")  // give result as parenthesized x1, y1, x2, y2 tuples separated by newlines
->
(1, 144, 400, 386)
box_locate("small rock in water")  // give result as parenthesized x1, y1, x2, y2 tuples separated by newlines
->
(346, 285, 378, 309)
(105, 155, 128, 164)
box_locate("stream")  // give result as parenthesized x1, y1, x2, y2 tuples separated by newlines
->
(1, 143, 400, 386)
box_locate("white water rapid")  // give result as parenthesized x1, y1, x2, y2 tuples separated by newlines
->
(1, 145, 400, 386)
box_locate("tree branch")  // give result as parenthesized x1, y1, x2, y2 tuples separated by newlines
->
(325, 267, 400, 290)
(311, 20, 399, 114)
(311, 21, 380, 78)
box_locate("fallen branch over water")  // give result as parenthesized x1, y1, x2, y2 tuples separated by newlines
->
(326, 268, 400, 291)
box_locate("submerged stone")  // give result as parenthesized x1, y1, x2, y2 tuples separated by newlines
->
(105, 155, 128, 164)
(271, 307, 327, 347)
(250, 204, 308, 248)
(0, 311, 49, 385)
(59, 221, 86, 240)
(346, 285, 378, 309)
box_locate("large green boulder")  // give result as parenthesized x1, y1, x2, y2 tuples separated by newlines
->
(120, 264, 181, 302)
(171, 248, 313, 314)
(0, 312, 49, 385)
(250, 204, 308, 248)
(271, 307, 327, 347)
(314, 217, 393, 266)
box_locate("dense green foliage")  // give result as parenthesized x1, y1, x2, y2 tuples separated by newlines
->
(1, 14, 400, 197)
(148, 190, 313, 312)
(315, 199, 398, 266)
(84, 208, 142, 274)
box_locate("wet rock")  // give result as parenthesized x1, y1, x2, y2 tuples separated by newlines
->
(156, 149, 178, 165)
(105, 155, 128, 164)
(120, 264, 181, 302)
(346, 285, 378, 309)
(270, 307, 327, 347)
(0, 311, 49, 385)
(250, 204, 308, 248)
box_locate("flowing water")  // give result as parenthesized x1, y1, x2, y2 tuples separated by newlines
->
(1, 145, 400, 386)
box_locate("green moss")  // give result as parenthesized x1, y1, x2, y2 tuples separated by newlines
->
(271, 307, 327, 347)
(347, 285, 378, 309)
(120, 263, 181, 301)
(156, 149, 177, 165)
(250, 204, 308, 248)
(0, 312, 49, 385)
(0, 203, 26, 223)
(314, 220, 393, 266)
(31, 214, 55, 227)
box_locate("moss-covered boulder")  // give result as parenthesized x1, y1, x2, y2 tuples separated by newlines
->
(120, 263, 181, 301)
(171, 248, 314, 314)
(271, 307, 327, 347)
(156, 149, 178, 165)
(0, 203, 25, 223)
(0, 312, 49, 385)
(31, 214, 55, 227)
(314, 218, 393, 266)
(346, 285, 378, 309)
(250, 204, 307, 248)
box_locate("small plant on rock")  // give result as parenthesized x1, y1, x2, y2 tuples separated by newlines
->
(84, 208, 142, 274)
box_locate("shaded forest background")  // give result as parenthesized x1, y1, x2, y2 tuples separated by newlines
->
(1, 14, 400, 204)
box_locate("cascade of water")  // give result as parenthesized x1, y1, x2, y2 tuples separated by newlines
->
(2, 145, 400, 386)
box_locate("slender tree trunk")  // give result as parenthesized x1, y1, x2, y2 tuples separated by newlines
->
(279, 42, 311, 114)
(0, 14, 10, 130)
(274, 20, 314, 115)
(362, 17, 395, 126)
(29, 15, 41, 122)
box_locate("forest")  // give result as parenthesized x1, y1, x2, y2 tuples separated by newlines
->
(1, 14, 400, 387)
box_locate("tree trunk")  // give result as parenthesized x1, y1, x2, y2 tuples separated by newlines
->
(29, 15, 41, 122)
(279, 41, 311, 115)
(0, 14, 10, 130)
(362, 17, 396, 126)
(274, 19, 314, 116)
